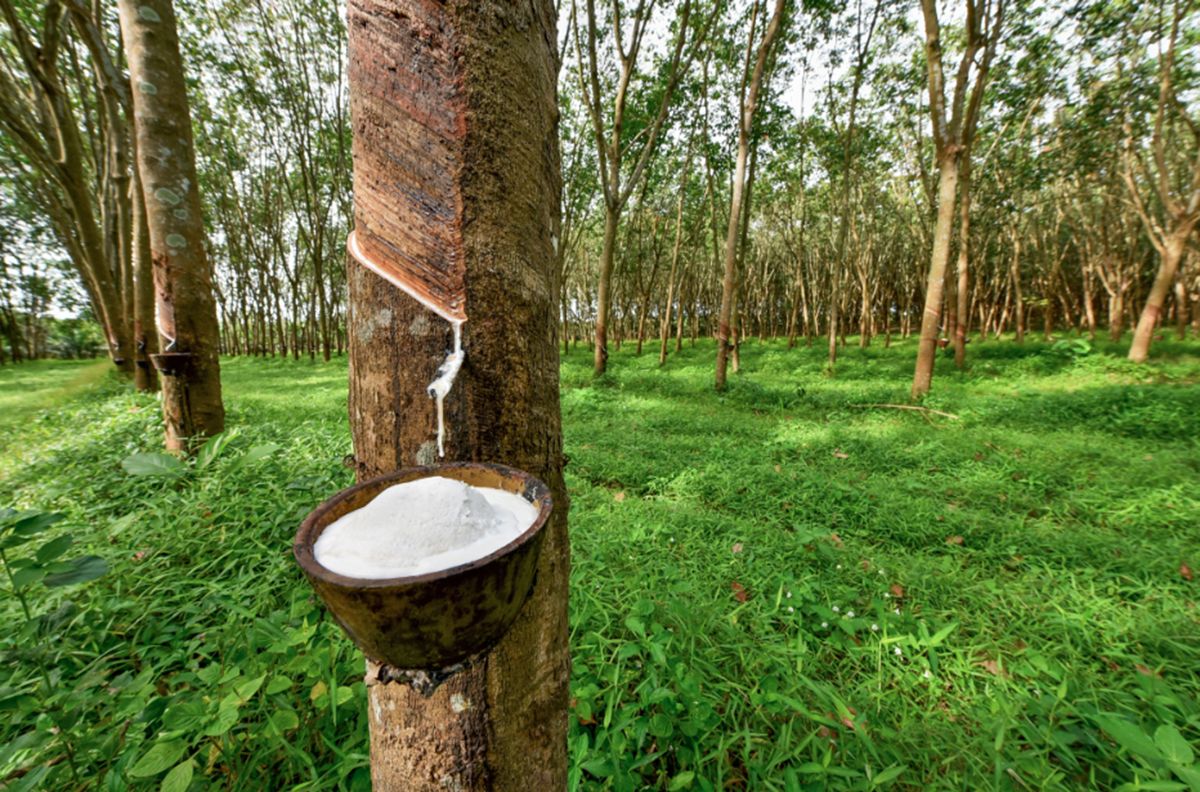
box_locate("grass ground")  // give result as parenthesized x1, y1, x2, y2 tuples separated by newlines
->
(1, 336, 1198, 791)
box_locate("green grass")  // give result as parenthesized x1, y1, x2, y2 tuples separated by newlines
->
(1, 337, 1199, 790)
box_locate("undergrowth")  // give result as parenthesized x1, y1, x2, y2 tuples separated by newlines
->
(1, 337, 1198, 790)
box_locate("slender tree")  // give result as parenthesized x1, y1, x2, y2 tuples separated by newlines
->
(118, 0, 225, 449)
(715, 0, 786, 390)
(911, 0, 1002, 399)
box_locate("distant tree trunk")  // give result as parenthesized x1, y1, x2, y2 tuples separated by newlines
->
(716, 0, 784, 391)
(1129, 232, 1189, 361)
(119, 0, 224, 450)
(1010, 231, 1025, 343)
(345, 0, 567, 788)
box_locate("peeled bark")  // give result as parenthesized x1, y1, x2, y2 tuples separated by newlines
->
(346, 0, 567, 788)
(118, 0, 224, 449)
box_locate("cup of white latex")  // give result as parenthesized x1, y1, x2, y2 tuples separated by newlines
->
(294, 463, 552, 669)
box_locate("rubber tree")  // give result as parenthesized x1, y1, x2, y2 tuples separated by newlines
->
(715, 0, 786, 391)
(344, 0, 568, 787)
(118, 0, 225, 449)
(911, 0, 1002, 400)
(1124, 0, 1200, 363)
(571, 0, 707, 376)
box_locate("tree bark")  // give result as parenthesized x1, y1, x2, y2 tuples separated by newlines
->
(346, 0, 567, 788)
(118, 0, 224, 450)
(1129, 232, 1188, 362)
(130, 146, 159, 392)
(911, 155, 958, 399)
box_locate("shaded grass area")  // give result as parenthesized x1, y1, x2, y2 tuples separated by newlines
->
(1, 338, 1199, 790)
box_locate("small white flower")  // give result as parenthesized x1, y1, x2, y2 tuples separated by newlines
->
(883, 593, 890, 598)
(836, 564, 843, 570)
(787, 606, 794, 613)
(894, 647, 902, 656)
(846, 611, 855, 618)
(893, 608, 900, 615)
(923, 670, 932, 679)
(878, 570, 885, 576)
(871, 623, 879, 632)
(669, 537, 675, 543)
(821, 622, 829, 628)
(832, 605, 840, 613)
(786, 591, 792, 598)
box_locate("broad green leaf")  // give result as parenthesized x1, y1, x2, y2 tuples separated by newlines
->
(122, 453, 185, 478)
(1155, 725, 1195, 765)
(240, 443, 282, 465)
(1169, 762, 1200, 792)
(268, 708, 299, 734)
(160, 759, 194, 792)
(233, 673, 266, 703)
(11, 566, 46, 588)
(668, 771, 695, 790)
(35, 534, 73, 563)
(265, 675, 292, 695)
(43, 556, 108, 587)
(162, 701, 207, 732)
(12, 512, 64, 537)
(203, 702, 240, 737)
(1095, 714, 1162, 762)
(129, 739, 188, 777)
(196, 430, 238, 471)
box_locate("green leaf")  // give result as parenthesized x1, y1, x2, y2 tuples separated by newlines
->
(668, 771, 695, 790)
(129, 739, 188, 777)
(624, 616, 646, 638)
(233, 673, 266, 703)
(1169, 762, 1200, 792)
(1095, 714, 1163, 762)
(35, 534, 73, 563)
(12, 512, 65, 537)
(160, 759, 194, 792)
(265, 675, 292, 695)
(195, 430, 238, 471)
(871, 764, 908, 787)
(43, 556, 108, 587)
(203, 701, 240, 737)
(268, 708, 299, 734)
(122, 452, 186, 478)
(1155, 725, 1195, 765)
(11, 565, 46, 588)
(240, 443, 282, 465)
(2, 513, 65, 547)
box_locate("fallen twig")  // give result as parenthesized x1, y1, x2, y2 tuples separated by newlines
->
(850, 403, 960, 420)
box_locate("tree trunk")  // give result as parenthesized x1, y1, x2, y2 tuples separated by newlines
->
(1129, 233, 1188, 362)
(911, 155, 958, 399)
(715, 0, 784, 391)
(593, 208, 617, 375)
(131, 149, 159, 392)
(346, 0, 567, 788)
(118, 0, 224, 451)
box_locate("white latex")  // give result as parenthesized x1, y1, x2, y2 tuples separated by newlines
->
(313, 476, 539, 579)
